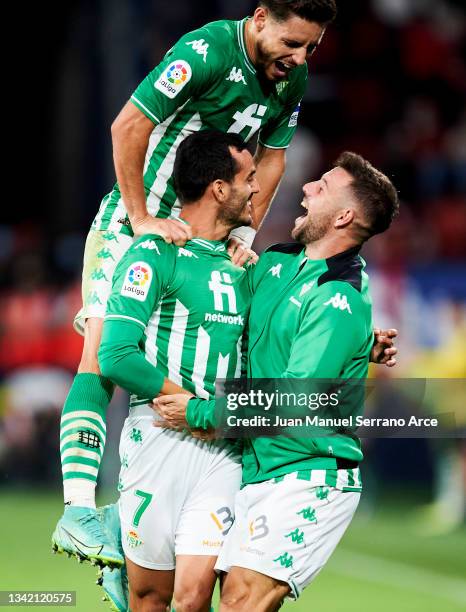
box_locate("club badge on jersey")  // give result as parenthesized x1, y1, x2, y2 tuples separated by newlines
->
(121, 262, 153, 301)
(155, 60, 192, 99)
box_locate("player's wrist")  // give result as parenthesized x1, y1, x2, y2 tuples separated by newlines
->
(130, 213, 152, 228)
(229, 226, 257, 248)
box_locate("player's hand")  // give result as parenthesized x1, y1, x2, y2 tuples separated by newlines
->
(189, 427, 217, 441)
(132, 215, 192, 245)
(151, 393, 192, 429)
(227, 237, 258, 267)
(371, 328, 398, 367)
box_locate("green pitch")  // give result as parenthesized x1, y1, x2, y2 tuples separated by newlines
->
(1, 490, 465, 611)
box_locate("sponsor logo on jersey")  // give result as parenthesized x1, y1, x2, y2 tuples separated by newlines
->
(204, 312, 244, 326)
(186, 39, 209, 62)
(226, 66, 247, 85)
(121, 261, 153, 301)
(202, 540, 222, 547)
(323, 292, 352, 314)
(288, 103, 301, 127)
(240, 545, 265, 556)
(135, 239, 161, 254)
(208, 271, 237, 313)
(268, 264, 282, 278)
(178, 247, 199, 258)
(126, 530, 143, 548)
(228, 103, 268, 141)
(155, 60, 192, 99)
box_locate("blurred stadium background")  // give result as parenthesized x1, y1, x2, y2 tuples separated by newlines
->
(1, 0, 465, 609)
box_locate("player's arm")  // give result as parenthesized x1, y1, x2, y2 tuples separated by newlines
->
(99, 319, 189, 398)
(111, 103, 191, 244)
(245, 71, 307, 232)
(251, 144, 287, 228)
(98, 237, 189, 399)
(111, 27, 217, 242)
(152, 394, 216, 431)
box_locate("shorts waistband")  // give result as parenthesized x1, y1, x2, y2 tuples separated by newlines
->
(129, 403, 159, 418)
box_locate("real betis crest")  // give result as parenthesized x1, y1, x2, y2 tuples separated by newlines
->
(276, 81, 289, 95)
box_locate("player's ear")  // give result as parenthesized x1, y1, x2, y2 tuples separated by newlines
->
(334, 208, 354, 229)
(253, 7, 268, 31)
(212, 179, 228, 203)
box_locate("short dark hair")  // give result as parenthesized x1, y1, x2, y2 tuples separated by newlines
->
(335, 151, 400, 237)
(173, 130, 248, 204)
(259, 0, 337, 25)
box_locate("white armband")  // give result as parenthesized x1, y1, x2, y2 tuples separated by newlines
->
(228, 226, 257, 248)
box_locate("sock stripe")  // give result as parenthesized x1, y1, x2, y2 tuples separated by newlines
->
(60, 422, 106, 444)
(62, 463, 98, 477)
(63, 471, 99, 482)
(61, 410, 106, 431)
(60, 418, 106, 440)
(60, 436, 105, 456)
(62, 456, 100, 469)
(61, 447, 103, 462)
(60, 373, 113, 502)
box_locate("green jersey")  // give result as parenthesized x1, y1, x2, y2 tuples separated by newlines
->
(93, 18, 307, 236)
(187, 243, 373, 487)
(98, 234, 251, 407)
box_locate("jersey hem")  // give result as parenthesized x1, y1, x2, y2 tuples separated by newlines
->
(130, 95, 160, 124)
(123, 549, 175, 571)
(257, 139, 290, 150)
(104, 314, 146, 329)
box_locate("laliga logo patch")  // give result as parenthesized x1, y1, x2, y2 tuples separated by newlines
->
(121, 261, 153, 301)
(155, 60, 192, 99)
(288, 103, 301, 128)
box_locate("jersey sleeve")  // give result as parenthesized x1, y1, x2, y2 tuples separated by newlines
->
(281, 282, 370, 379)
(98, 236, 175, 398)
(130, 27, 221, 124)
(257, 67, 307, 149)
(104, 236, 173, 327)
(186, 397, 217, 430)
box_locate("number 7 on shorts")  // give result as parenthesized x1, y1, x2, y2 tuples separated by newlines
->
(133, 490, 153, 527)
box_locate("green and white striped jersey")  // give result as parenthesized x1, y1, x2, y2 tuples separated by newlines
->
(101, 234, 251, 409)
(92, 18, 307, 236)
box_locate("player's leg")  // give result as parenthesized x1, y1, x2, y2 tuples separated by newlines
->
(96, 504, 128, 612)
(126, 558, 175, 612)
(217, 475, 361, 609)
(52, 229, 133, 566)
(61, 316, 111, 506)
(172, 555, 217, 612)
(118, 415, 191, 609)
(220, 567, 289, 612)
(52, 316, 121, 566)
(172, 443, 242, 612)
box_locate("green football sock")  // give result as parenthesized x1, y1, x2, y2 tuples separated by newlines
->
(60, 373, 114, 507)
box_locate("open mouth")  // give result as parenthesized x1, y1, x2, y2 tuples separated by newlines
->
(274, 60, 293, 78)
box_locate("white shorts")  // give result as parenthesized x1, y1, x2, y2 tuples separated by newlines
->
(74, 229, 134, 335)
(118, 411, 242, 570)
(215, 473, 360, 599)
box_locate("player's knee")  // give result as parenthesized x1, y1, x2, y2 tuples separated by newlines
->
(172, 583, 212, 612)
(219, 578, 251, 610)
(130, 589, 171, 612)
